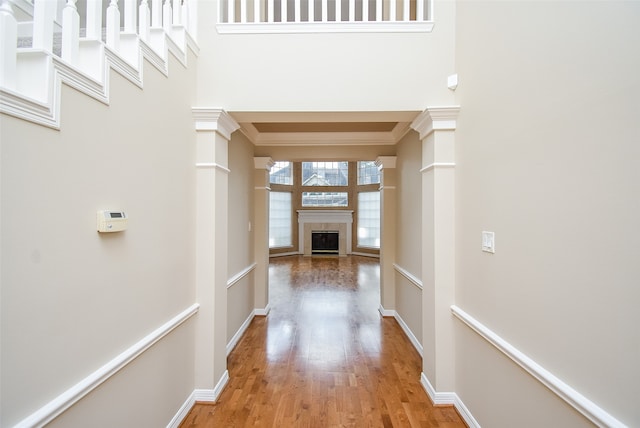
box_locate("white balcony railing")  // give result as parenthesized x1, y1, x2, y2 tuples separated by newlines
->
(217, 0, 434, 33)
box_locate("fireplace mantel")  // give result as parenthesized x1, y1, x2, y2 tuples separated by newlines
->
(297, 210, 353, 256)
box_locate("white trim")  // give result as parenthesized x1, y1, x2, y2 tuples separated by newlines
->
(451, 305, 627, 428)
(227, 263, 256, 289)
(195, 162, 231, 174)
(394, 312, 423, 355)
(1, 27, 198, 130)
(192, 108, 240, 140)
(420, 373, 480, 428)
(410, 106, 461, 140)
(216, 21, 434, 34)
(393, 263, 423, 290)
(254, 303, 271, 316)
(166, 390, 196, 428)
(419, 162, 456, 173)
(255, 186, 271, 191)
(378, 185, 396, 190)
(269, 251, 300, 258)
(227, 310, 255, 356)
(378, 304, 395, 317)
(351, 251, 380, 258)
(14, 303, 200, 428)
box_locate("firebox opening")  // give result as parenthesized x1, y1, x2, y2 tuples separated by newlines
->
(311, 231, 339, 255)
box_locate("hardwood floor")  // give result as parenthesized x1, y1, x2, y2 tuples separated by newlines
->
(180, 255, 466, 427)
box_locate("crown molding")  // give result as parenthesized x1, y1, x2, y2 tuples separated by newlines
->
(254, 157, 275, 170)
(192, 108, 241, 140)
(410, 106, 461, 140)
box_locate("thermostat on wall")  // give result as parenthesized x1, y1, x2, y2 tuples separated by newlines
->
(97, 210, 128, 233)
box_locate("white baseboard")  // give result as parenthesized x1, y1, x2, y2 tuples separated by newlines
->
(254, 303, 271, 316)
(227, 310, 255, 356)
(166, 391, 196, 428)
(394, 312, 423, 355)
(211, 371, 229, 402)
(421, 373, 480, 428)
(378, 304, 395, 317)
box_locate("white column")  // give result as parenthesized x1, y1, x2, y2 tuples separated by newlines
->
(106, 0, 121, 50)
(61, 0, 79, 64)
(0, 0, 17, 90)
(254, 157, 274, 315)
(376, 156, 397, 316)
(192, 108, 240, 396)
(32, 0, 56, 52)
(411, 106, 460, 394)
(85, 0, 102, 40)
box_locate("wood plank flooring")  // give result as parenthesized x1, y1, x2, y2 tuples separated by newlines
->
(180, 255, 466, 427)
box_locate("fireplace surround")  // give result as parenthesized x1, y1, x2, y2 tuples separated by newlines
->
(297, 210, 353, 256)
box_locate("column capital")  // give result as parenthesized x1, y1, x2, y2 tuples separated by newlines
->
(192, 108, 240, 140)
(375, 156, 397, 170)
(410, 106, 460, 140)
(254, 157, 275, 171)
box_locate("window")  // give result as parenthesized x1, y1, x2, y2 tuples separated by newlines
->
(302, 161, 348, 186)
(357, 161, 380, 185)
(302, 192, 349, 207)
(269, 161, 293, 185)
(269, 192, 292, 248)
(357, 192, 380, 248)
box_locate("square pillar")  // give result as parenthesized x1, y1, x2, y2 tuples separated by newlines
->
(411, 106, 460, 394)
(376, 156, 397, 315)
(254, 157, 274, 315)
(192, 108, 239, 399)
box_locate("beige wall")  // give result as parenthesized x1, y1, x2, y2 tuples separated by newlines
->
(227, 132, 256, 342)
(196, 1, 456, 110)
(454, 1, 640, 426)
(0, 53, 198, 426)
(394, 130, 423, 342)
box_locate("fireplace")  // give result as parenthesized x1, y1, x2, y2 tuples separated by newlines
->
(311, 231, 339, 254)
(297, 210, 353, 256)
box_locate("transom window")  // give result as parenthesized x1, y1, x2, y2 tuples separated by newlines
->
(269, 161, 293, 185)
(302, 161, 348, 186)
(357, 161, 381, 185)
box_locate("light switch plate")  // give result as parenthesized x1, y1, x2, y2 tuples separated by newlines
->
(482, 231, 495, 253)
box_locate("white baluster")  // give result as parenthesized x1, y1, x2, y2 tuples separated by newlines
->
(375, 0, 381, 22)
(106, 0, 121, 49)
(62, 0, 79, 63)
(321, 0, 327, 22)
(389, 0, 396, 21)
(33, 0, 56, 52)
(224, 0, 231, 23)
(240, 0, 247, 23)
(402, 0, 409, 21)
(0, 0, 17, 89)
(416, 0, 424, 21)
(124, 0, 137, 32)
(182, 0, 189, 30)
(253, 0, 260, 22)
(85, 0, 102, 40)
(163, 0, 172, 31)
(308, 0, 314, 22)
(280, 0, 286, 22)
(348, 0, 354, 21)
(152, 0, 162, 27)
(335, 0, 341, 22)
(172, 0, 181, 25)
(188, 0, 197, 36)
(294, 0, 300, 22)
(267, 0, 273, 22)
(139, 0, 150, 41)
(362, 0, 368, 22)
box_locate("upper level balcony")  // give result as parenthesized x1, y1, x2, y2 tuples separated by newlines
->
(216, 0, 434, 33)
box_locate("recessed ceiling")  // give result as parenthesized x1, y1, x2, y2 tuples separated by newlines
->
(230, 111, 421, 146)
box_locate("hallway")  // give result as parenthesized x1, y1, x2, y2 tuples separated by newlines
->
(180, 256, 465, 427)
